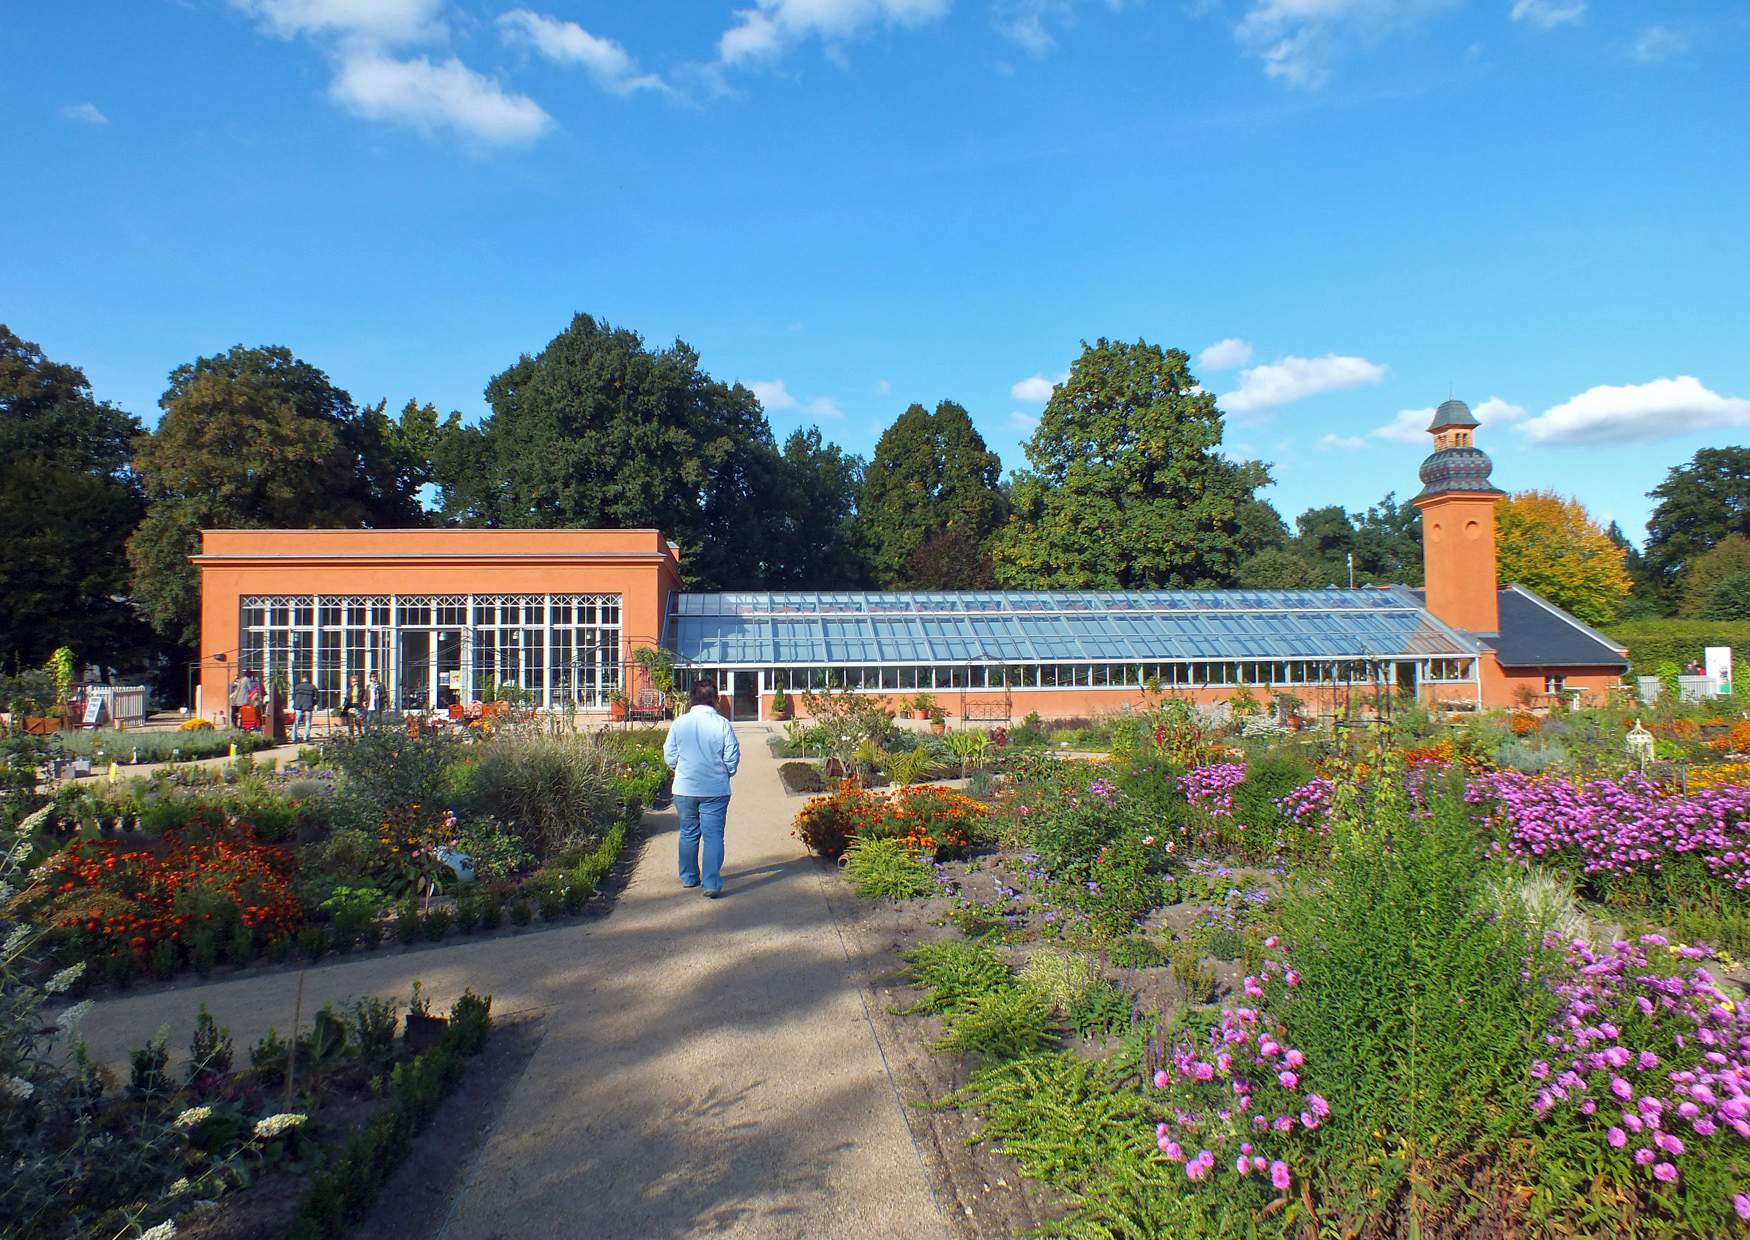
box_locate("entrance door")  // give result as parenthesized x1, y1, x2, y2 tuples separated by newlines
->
(729, 671, 760, 722)
(435, 630, 462, 709)
(1396, 661, 1418, 699)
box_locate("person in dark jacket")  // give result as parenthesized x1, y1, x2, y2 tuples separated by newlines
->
(291, 672, 318, 743)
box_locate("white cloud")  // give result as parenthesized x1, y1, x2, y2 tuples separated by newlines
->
(230, 0, 444, 44)
(875, 378, 892, 395)
(498, 9, 666, 93)
(1010, 371, 1067, 403)
(1234, 1, 1449, 89)
(1010, 409, 1040, 433)
(1472, 395, 1526, 425)
(1318, 433, 1368, 451)
(1218, 353, 1388, 415)
(331, 51, 551, 144)
(747, 379, 797, 410)
(59, 102, 108, 125)
(718, 0, 951, 66)
(1510, 1, 1585, 31)
(1518, 376, 1750, 446)
(1633, 25, 1687, 62)
(1369, 406, 1435, 444)
(993, 1, 1108, 55)
(1196, 337, 1254, 371)
(805, 395, 846, 420)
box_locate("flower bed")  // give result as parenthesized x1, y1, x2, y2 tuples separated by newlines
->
(793, 782, 983, 860)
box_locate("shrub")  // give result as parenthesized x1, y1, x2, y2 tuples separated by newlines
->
(792, 783, 881, 859)
(465, 733, 618, 856)
(1018, 946, 1101, 1012)
(840, 837, 934, 901)
(1066, 981, 1131, 1039)
(329, 730, 465, 832)
(508, 897, 531, 926)
(932, 988, 1057, 1061)
(778, 761, 826, 795)
(1268, 772, 1559, 1233)
(901, 939, 1014, 1014)
(421, 906, 452, 940)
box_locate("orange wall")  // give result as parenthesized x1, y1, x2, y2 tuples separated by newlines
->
(1417, 491, 1500, 635)
(194, 529, 679, 717)
(1481, 654, 1620, 708)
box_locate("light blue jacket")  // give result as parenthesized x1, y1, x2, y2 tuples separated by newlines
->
(664, 705, 741, 798)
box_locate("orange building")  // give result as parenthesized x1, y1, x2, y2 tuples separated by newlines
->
(193, 399, 1627, 723)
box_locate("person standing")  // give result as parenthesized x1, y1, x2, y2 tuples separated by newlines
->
(663, 680, 741, 897)
(342, 675, 363, 737)
(291, 672, 318, 743)
(228, 673, 247, 728)
(364, 671, 386, 728)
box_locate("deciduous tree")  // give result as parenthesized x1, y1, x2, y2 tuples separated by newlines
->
(127, 345, 429, 646)
(765, 427, 871, 587)
(1679, 534, 1750, 618)
(1495, 490, 1632, 626)
(0, 325, 150, 670)
(991, 338, 1268, 589)
(859, 400, 1006, 588)
(441, 314, 782, 589)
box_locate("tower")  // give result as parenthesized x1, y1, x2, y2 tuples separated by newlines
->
(1413, 398, 1503, 634)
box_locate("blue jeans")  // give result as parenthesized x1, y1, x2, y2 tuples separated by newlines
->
(675, 794, 730, 893)
(293, 709, 314, 743)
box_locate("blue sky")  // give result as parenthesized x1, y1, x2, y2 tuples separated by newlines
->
(8, 1, 1749, 539)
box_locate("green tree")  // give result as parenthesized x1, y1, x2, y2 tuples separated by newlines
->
(859, 400, 1006, 588)
(1351, 491, 1423, 586)
(1606, 520, 1661, 619)
(1679, 534, 1750, 618)
(991, 338, 1268, 588)
(1495, 490, 1632, 626)
(1236, 547, 1318, 589)
(127, 344, 428, 645)
(1294, 505, 1356, 585)
(441, 314, 782, 589)
(1704, 572, 1750, 621)
(0, 325, 151, 670)
(765, 427, 871, 587)
(1237, 496, 1293, 554)
(1644, 446, 1750, 597)
(905, 527, 998, 589)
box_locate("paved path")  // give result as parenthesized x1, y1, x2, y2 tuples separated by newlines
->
(72, 727, 950, 1240)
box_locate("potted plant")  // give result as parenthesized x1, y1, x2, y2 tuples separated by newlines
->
(929, 707, 947, 736)
(608, 689, 628, 721)
(911, 692, 937, 721)
(771, 686, 792, 721)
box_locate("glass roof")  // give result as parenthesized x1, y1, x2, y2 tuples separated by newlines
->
(665, 589, 1479, 666)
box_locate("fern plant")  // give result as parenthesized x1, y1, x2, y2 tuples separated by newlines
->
(840, 837, 933, 901)
(901, 939, 1014, 1014)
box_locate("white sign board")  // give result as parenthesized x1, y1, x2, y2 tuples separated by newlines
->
(1705, 646, 1733, 697)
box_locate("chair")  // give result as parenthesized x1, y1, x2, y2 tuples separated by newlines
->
(448, 702, 466, 721)
(237, 705, 260, 732)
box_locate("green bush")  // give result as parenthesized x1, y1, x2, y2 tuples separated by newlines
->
(901, 940, 1014, 1014)
(840, 837, 934, 901)
(1018, 946, 1100, 1012)
(932, 988, 1057, 1061)
(286, 991, 492, 1240)
(328, 730, 465, 832)
(1276, 773, 1560, 1231)
(465, 733, 618, 856)
(1603, 618, 1750, 677)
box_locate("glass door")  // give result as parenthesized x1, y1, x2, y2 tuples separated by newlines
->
(435, 630, 462, 709)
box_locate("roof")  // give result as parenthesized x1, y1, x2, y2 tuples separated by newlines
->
(1409, 585, 1629, 670)
(1429, 398, 1479, 431)
(665, 589, 1482, 666)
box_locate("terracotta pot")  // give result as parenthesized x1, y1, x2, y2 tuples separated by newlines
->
(930, 720, 946, 735)
(610, 700, 627, 721)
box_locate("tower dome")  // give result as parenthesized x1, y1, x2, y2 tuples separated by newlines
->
(1416, 444, 1499, 497)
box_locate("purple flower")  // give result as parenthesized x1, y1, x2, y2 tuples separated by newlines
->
(1732, 1193, 1750, 1221)
(1606, 1126, 1627, 1148)
(1652, 1161, 1678, 1183)
(1270, 1160, 1291, 1191)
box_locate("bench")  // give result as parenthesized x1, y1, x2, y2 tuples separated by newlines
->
(627, 689, 667, 723)
(962, 697, 1011, 723)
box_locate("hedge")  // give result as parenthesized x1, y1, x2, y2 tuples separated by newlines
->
(1602, 619, 1750, 676)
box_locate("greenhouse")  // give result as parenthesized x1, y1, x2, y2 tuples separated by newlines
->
(663, 588, 1485, 719)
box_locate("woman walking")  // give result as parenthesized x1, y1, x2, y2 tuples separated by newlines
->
(663, 680, 740, 898)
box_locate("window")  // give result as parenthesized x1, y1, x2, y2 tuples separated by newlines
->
(1544, 674, 1566, 696)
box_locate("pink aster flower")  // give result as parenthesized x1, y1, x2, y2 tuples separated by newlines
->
(1270, 1160, 1291, 1191)
(1653, 1162, 1678, 1183)
(1732, 1193, 1750, 1220)
(1154, 1070, 1170, 1089)
(1607, 1127, 1627, 1148)
(1278, 1070, 1299, 1089)
(1283, 1048, 1304, 1068)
